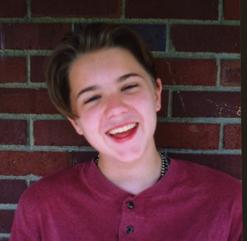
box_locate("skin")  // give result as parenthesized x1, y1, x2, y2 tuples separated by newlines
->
(68, 47, 163, 194)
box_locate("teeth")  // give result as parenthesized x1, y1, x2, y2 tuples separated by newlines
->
(109, 123, 136, 135)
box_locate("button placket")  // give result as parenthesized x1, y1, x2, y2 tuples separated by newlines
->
(119, 197, 137, 240)
(127, 200, 135, 209)
(126, 225, 134, 234)
(126, 200, 135, 235)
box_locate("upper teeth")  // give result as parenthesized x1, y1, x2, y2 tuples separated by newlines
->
(109, 123, 136, 135)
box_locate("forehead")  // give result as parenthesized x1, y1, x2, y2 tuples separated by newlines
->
(69, 47, 150, 82)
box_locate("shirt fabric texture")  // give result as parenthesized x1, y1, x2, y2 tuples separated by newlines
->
(10, 158, 242, 241)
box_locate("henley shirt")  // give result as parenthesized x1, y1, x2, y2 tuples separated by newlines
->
(10, 158, 242, 241)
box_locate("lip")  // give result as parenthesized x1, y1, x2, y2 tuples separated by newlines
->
(106, 122, 138, 143)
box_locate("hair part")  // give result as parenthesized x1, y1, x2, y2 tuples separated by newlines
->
(46, 23, 157, 118)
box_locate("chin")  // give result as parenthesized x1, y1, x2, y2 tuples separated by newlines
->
(112, 147, 146, 163)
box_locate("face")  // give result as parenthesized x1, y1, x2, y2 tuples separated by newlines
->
(68, 47, 162, 162)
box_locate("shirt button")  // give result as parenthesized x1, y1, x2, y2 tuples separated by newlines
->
(127, 201, 135, 209)
(126, 225, 134, 234)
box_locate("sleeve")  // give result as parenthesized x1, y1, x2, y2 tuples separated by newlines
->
(9, 189, 41, 241)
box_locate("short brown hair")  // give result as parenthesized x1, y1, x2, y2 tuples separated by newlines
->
(46, 23, 156, 118)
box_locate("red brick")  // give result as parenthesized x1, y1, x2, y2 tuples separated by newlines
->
(172, 91, 240, 117)
(221, 60, 240, 86)
(224, 0, 240, 20)
(0, 120, 27, 145)
(1, 24, 70, 49)
(224, 124, 241, 149)
(0, 0, 26, 17)
(126, 0, 218, 19)
(0, 151, 72, 176)
(159, 90, 168, 117)
(0, 180, 27, 203)
(171, 25, 240, 53)
(0, 88, 57, 114)
(155, 59, 216, 86)
(34, 120, 89, 146)
(169, 153, 242, 179)
(0, 210, 14, 233)
(128, 24, 167, 52)
(31, 56, 48, 82)
(0, 57, 26, 83)
(155, 123, 219, 149)
(32, 0, 120, 17)
(75, 23, 167, 52)
(69, 151, 99, 165)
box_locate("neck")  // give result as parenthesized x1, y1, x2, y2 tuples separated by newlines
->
(97, 149, 161, 195)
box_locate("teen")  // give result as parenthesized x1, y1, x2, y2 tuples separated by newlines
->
(10, 23, 242, 241)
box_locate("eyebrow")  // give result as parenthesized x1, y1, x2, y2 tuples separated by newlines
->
(118, 73, 143, 82)
(76, 72, 143, 99)
(76, 86, 98, 100)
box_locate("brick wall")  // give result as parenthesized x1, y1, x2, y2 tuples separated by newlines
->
(0, 0, 240, 239)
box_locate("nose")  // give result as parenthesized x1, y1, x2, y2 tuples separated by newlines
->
(104, 94, 128, 119)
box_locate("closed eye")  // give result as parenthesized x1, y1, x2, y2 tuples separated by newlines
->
(84, 95, 101, 104)
(121, 84, 139, 92)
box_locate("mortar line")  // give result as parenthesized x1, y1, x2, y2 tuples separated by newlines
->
(219, 122, 225, 150)
(167, 89, 173, 118)
(0, 113, 64, 120)
(0, 49, 51, 56)
(28, 116, 34, 148)
(0, 204, 17, 210)
(26, 0, 31, 19)
(164, 85, 240, 92)
(121, 0, 126, 19)
(0, 175, 39, 180)
(0, 82, 241, 91)
(0, 49, 240, 59)
(0, 82, 47, 88)
(153, 51, 240, 59)
(157, 117, 241, 124)
(0, 113, 240, 123)
(0, 145, 241, 154)
(71, 22, 75, 32)
(0, 17, 240, 25)
(166, 20, 171, 53)
(0, 234, 10, 239)
(218, 0, 224, 22)
(26, 54, 31, 84)
(159, 148, 241, 155)
(216, 57, 221, 87)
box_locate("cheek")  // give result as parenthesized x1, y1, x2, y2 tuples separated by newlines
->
(78, 109, 108, 150)
(82, 115, 96, 131)
(133, 91, 157, 113)
(78, 107, 103, 133)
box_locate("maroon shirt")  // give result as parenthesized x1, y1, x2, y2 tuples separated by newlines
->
(10, 159, 242, 241)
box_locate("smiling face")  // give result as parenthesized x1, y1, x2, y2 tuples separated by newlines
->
(68, 47, 162, 162)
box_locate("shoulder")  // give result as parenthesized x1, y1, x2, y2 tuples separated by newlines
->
(11, 161, 92, 235)
(169, 158, 242, 199)
(19, 161, 91, 208)
(168, 158, 242, 221)
(167, 158, 242, 239)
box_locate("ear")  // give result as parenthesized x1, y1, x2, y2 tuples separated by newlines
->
(67, 117, 84, 136)
(154, 78, 162, 112)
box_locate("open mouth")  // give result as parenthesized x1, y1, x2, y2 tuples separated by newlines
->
(107, 123, 138, 141)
